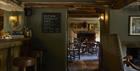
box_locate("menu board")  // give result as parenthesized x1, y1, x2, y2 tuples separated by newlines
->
(42, 13, 61, 33)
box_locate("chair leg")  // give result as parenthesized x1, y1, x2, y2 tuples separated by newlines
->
(23, 68, 26, 71)
(34, 65, 37, 71)
(35, 59, 37, 71)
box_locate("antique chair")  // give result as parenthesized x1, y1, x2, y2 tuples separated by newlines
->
(68, 38, 80, 61)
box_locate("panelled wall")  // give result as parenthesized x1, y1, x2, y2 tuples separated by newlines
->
(26, 8, 68, 71)
(109, 7, 140, 58)
(110, 9, 140, 42)
(0, 9, 4, 31)
(0, 41, 21, 71)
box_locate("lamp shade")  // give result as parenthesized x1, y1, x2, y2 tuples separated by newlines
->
(9, 16, 17, 21)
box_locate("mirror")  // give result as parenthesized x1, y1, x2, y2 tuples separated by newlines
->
(9, 15, 22, 32)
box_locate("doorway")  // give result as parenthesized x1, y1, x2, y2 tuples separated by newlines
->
(67, 17, 100, 71)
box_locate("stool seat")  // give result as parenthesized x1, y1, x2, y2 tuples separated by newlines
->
(13, 57, 36, 67)
(30, 50, 43, 58)
(30, 49, 44, 71)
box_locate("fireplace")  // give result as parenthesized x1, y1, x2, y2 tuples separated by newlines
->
(127, 48, 140, 66)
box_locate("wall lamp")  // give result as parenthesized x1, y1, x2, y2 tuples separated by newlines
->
(9, 16, 18, 26)
(98, 13, 104, 20)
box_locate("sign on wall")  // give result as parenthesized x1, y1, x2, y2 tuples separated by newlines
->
(42, 13, 61, 33)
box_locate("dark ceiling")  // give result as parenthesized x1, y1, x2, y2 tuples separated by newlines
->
(23, 0, 138, 17)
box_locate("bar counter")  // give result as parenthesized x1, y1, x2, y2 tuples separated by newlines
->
(0, 38, 30, 71)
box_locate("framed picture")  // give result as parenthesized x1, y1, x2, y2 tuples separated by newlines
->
(129, 16, 140, 35)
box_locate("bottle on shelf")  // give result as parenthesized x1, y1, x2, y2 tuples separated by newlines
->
(23, 26, 32, 38)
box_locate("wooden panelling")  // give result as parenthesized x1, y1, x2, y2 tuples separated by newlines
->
(0, 16, 3, 31)
(0, 9, 3, 31)
(0, 9, 4, 16)
(0, 49, 7, 71)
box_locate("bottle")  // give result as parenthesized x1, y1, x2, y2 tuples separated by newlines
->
(23, 26, 28, 38)
(26, 29, 30, 37)
(23, 26, 32, 38)
(29, 29, 32, 38)
(23, 26, 27, 37)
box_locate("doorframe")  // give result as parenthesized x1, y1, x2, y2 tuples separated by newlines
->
(66, 6, 110, 71)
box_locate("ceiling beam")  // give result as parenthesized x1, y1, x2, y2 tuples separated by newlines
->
(68, 14, 99, 17)
(23, 2, 111, 8)
(23, 0, 138, 9)
(0, 9, 4, 16)
(23, 2, 106, 17)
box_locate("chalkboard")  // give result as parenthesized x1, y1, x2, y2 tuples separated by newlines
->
(42, 13, 61, 33)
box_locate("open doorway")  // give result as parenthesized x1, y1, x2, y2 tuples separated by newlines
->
(67, 17, 100, 71)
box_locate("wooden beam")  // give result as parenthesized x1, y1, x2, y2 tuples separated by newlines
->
(23, 2, 111, 8)
(69, 10, 96, 14)
(68, 14, 99, 17)
(23, 0, 136, 9)
(0, 9, 4, 16)
(23, 2, 106, 17)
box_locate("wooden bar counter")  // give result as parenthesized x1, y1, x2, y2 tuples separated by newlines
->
(0, 38, 29, 71)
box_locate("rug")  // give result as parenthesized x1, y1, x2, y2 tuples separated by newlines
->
(68, 60, 99, 71)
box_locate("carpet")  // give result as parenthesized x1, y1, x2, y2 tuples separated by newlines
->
(68, 60, 99, 71)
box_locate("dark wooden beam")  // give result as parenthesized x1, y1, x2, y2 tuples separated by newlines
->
(23, 0, 137, 9)
(23, 2, 106, 17)
(68, 13, 100, 17)
(23, 2, 111, 8)
(0, 9, 4, 16)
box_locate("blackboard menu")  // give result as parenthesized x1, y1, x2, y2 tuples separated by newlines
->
(42, 13, 61, 33)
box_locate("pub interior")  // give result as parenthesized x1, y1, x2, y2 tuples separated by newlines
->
(0, 0, 140, 71)
(67, 17, 100, 71)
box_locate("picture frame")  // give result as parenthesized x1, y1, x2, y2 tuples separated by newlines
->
(129, 16, 140, 35)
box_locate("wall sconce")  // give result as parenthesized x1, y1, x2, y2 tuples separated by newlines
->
(100, 15, 104, 20)
(99, 13, 104, 20)
(9, 16, 18, 26)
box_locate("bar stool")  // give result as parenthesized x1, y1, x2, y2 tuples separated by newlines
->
(30, 50, 43, 63)
(30, 49, 44, 71)
(13, 57, 37, 71)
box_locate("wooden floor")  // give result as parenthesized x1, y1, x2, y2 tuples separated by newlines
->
(68, 60, 99, 71)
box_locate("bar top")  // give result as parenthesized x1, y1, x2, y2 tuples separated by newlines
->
(0, 38, 30, 49)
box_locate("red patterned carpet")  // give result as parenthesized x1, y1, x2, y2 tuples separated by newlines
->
(68, 60, 99, 71)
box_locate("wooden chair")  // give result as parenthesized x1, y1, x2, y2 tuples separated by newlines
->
(101, 34, 139, 71)
(68, 42, 80, 61)
(123, 55, 140, 71)
(30, 48, 44, 71)
(13, 57, 37, 71)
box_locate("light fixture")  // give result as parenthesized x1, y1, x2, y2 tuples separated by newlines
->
(9, 15, 18, 26)
(100, 15, 104, 20)
(98, 13, 104, 20)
